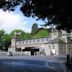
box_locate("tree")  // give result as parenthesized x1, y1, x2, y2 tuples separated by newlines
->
(0, 30, 11, 51)
(31, 23, 38, 35)
(33, 29, 49, 38)
(3, 34, 11, 51)
(0, 0, 21, 11)
(20, 0, 72, 32)
(0, 0, 72, 32)
(0, 30, 5, 50)
(10, 29, 32, 39)
(10, 29, 25, 39)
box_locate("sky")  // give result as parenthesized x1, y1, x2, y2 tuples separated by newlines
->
(0, 6, 46, 34)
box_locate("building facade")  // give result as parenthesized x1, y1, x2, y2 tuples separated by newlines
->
(10, 29, 72, 56)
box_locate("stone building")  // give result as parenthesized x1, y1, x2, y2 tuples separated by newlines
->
(10, 29, 72, 56)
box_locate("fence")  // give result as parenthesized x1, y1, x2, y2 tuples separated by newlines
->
(0, 51, 45, 56)
(0, 52, 8, 56)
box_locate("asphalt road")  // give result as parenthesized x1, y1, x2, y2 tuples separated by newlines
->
(0, 56, 66, 72)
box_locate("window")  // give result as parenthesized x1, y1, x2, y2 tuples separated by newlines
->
(68, 45, 70, 48)
(68, 48, 70, 50)
(53, 45, 54, 49)
(61, 48, 63, 50)
(37, 39, 39, 42)
(29, 40, 31, 43)
(49, 45, 50, 49)
(61, 44, 63, 47)
(33, 40, 35, 42)
(52, 33, 57, 36)
(23, 41, 24, 44)
(46, 38, 48, 41)
(26, 40, 28, 43)
(42, 39, 44, 41)
(19, 41, 21, 44)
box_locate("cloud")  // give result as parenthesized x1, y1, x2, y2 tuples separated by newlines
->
(0, 9, 30, 33)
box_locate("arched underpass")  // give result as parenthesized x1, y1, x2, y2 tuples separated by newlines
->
(23, 47, 39, 55)
(19, 47, 39, 55)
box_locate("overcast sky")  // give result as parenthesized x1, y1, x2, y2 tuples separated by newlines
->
(0, 6, 45, 34)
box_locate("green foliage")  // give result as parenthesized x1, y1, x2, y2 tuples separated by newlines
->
(2, 34, 11, 51)
(10, 29, 32, 39)
(0, 30, 5, 37)
(0, 30, 5, 49)
(22, 33, 32, 39)
(33, 29, 49, 38)
(0, 30, 11, 50)
(10, 29, 49, 39)
(10, 29, 25, 38)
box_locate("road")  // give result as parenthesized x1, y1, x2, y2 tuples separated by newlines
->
(0, 55, 66, 72)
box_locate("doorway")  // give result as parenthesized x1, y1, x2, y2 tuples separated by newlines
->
(31, 50, 34, 55)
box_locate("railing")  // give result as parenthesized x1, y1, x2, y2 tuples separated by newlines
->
(0, 51, 8, 56)
(0, 52, 30, 56)
(13, 52, 30, 56)
(0, 51, 45, 56)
